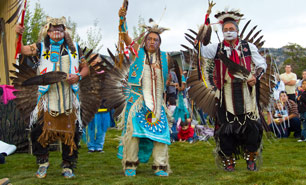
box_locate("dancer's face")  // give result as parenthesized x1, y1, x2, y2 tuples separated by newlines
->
(223, 23, 238, 41)
(48, 25, 65, 42)
(145, 32, 160, 53)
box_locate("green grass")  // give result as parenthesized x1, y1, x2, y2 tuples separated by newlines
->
(1, 129, 306, 185)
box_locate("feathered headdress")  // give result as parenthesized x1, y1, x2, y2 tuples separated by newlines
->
(141, 18, 169, 35)
(137, 18, 169, 47)
(214, 7, 244, 24)
(37, 16, 75, 52)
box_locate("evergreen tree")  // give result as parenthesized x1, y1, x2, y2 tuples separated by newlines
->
(132, 15, 145, 45)
(281, 43, 306, 78)
(22, 1, 46, 45)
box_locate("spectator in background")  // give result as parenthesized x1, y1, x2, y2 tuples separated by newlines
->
(109, 109, 116, 128)
(86, 55, 110, 153)
(167, 97, 177, 116)
(273, 74, 285, 101)
(269, 91, 301, 138)
(297, 79, 306, 142)
(167, 97, 177, 142)
(297, 70, 306, 95)
(87, 104, 110, 153)
(177, 118, 196, 143)
(280, 65, 297, 101)
(166, 70, 178, 102)
(182, 71, 189, 109)
(267, 74, 286, 125)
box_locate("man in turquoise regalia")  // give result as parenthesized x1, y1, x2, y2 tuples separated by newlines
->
(117, 7, 171, 177)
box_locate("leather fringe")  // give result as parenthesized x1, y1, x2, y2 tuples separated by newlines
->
(37, 111, 77, 156)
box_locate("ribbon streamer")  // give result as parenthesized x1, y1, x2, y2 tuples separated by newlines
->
(15, 0, 27, 59)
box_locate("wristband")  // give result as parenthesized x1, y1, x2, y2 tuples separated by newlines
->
(76, 73, 82, 81)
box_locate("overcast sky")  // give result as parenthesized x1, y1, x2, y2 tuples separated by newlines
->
(28, 0, 306, 54)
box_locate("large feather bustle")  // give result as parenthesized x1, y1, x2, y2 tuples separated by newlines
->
(77, 48, 109, 126)
(9, 62, 38, 125)
(99, 49, 130, 118)
(79, 66, 104, 127)
(196, 24, 212, 46)
(258, 54, 277, 110)
(239, 20, 265, 49)
(187, 70, 216, 117)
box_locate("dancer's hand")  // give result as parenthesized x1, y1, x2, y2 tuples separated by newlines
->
(118, 7, 127, 17)
(247, 75, 256, 86)
(15, 24, 25, 35)
(67, 74, 79, 84)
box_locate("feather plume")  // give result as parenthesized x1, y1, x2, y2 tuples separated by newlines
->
(22, 71, 67, 86)
(185, 33, 196, 41)
(84, 49, 93, 59)
(243, 25, 257, 41)
(239, 20, 251, 39)
(107, 48, 119, 65)
(185, 36, 195, 46)
(188, 29, 198, 36)
(254, 36, 264, 47)
(87, 54, 99, 66)
(196, 24, 212, 46)
(249, 30, 262, 43)
(217, 51, 250, 78)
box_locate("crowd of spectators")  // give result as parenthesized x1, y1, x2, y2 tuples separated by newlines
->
(269, 66, 306, 141)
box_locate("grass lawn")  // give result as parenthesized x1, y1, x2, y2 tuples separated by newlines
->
(0, 129, 306, 185)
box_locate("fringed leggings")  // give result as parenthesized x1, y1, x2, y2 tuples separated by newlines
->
(31, 122, 81, 168)
(216, 103, 263, 157)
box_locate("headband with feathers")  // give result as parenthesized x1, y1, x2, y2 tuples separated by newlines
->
(141, 18, 169, 35)
(214, 8, 244, 24)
